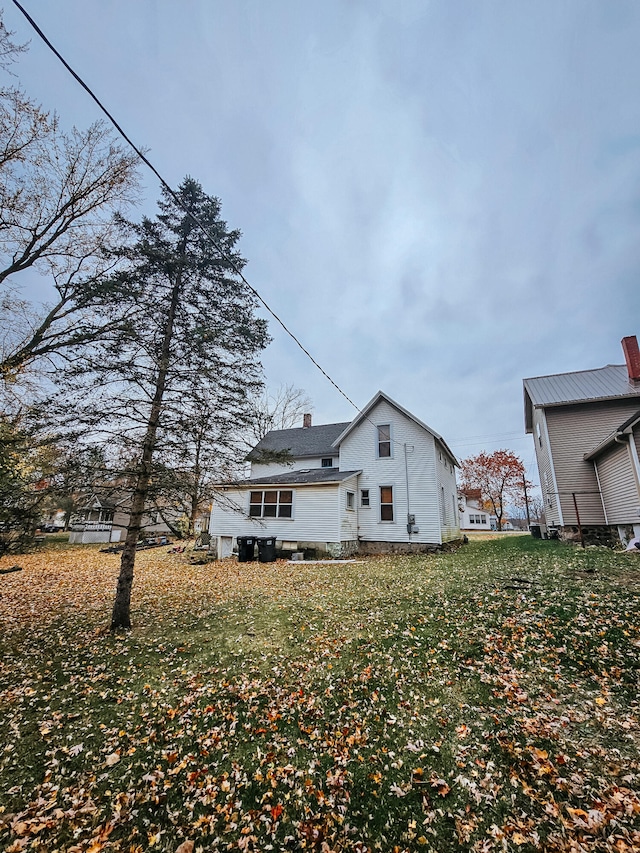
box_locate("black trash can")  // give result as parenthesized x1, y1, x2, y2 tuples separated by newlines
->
(257, 536, 277, 563)
(530, 524, 541, 539)
(237, 536, 256, 562)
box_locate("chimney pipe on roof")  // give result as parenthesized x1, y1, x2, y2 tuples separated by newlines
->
(622, 335, 640, 383)
(303, 413, 312, 428)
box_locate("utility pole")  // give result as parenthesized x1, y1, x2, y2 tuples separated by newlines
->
(523, 474, 531, 527)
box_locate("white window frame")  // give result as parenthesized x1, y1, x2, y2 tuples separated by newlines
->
(249, 489, 294, 519)
(321, 457, 334, 468)
(376, 424, 393, 459)
(360, 489, 370, 508)
(346, 490, 355, 511)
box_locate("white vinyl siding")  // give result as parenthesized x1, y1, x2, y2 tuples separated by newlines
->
(212, 474, 361, 545)
(338, 476, 359, 540)
(435, 438, 460, 541)
(338, 398, 454, 544)
(212, 484, 342, 542)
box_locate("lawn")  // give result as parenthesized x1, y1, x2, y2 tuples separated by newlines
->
(0, 537, 638, 852)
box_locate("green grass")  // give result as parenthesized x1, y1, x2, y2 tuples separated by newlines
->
(0, 537, 639, 851)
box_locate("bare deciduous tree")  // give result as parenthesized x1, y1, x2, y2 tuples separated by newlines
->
(247, 383, 313, 443)
(0, 14, 140, 382)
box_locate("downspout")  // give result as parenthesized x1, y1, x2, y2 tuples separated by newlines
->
(626, 431, 640, 501)
(404, 443, 412, 541)
(592, 460, 608, 524)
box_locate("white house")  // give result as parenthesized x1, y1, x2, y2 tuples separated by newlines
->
(210, 391, 460, 558)
(458, 489, 496, 531)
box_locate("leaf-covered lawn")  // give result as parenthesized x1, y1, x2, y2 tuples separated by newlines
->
(0, 536, 638, 852)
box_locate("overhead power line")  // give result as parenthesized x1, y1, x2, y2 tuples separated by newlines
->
(10, 2, 534, 467)
(10, 0, 362, 416)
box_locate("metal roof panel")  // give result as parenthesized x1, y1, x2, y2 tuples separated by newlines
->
(523, 364, 640, 407)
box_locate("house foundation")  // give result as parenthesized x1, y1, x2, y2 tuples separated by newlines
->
(357, 540, 443, 555)
(557, 525, 624, 548)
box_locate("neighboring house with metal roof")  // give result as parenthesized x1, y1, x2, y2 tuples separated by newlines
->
(523, 336, 640, 545)
(210, 391, 460, 558)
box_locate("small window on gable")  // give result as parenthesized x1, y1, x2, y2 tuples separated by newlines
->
(321, 457, 333, 468)
(361, 489, 370, 507)
(377, 424, 391, 458)
(346, 490, 355, 510)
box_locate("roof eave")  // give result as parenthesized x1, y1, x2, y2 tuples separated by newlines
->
(215, 470, 363, 489)
(583, 409, 640, 460)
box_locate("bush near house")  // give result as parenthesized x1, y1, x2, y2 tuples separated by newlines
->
(0, 537, 638, 851)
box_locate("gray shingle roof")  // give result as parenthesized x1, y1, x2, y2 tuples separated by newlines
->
(226, 468, 361, 487)
(248, 422, 351, 460)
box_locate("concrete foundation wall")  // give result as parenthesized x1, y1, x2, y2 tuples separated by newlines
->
(280, 539, 359, 559)
(357, 539, 443, 555)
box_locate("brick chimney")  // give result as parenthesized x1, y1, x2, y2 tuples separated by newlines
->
(622, 335, 640, 382)
(303, 413, 312, 428)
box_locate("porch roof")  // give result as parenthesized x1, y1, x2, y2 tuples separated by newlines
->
(219, 468, 361, 488)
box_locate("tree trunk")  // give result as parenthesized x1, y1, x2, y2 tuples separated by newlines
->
(110, 255, 185, 631)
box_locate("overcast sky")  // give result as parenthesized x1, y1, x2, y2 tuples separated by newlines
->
(5, 0, 640, 488)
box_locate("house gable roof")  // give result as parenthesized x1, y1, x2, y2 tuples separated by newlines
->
(331, 390, 459, 466)
(248, 422, 351, 461)
(523, 364, 640, 432)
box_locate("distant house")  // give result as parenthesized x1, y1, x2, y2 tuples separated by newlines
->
(458, 488, 496, 531)
(523, 335, 640, 545)
(68, 492, 175, 544)
(210, 391, 460, 558)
